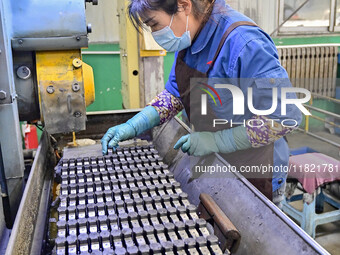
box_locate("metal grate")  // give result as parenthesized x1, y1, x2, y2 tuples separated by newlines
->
(54, 144, 224, 255)
(278, 46, 338, 97)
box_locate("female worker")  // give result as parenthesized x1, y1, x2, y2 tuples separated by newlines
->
(101, 0, 302, 205)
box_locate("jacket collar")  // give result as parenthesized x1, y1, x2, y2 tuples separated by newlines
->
(190, 0, 228, 55)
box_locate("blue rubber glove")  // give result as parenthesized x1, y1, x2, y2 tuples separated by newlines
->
(101, 106, 160, 154)
(173, 126, 251, 156)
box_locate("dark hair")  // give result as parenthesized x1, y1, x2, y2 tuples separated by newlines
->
(128, 0, 213, 30)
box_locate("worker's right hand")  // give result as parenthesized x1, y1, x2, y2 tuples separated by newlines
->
(101, 106, 161, 155)
(101, 123, 136, 154)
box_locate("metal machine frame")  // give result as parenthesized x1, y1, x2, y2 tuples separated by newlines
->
(0, 0, 95, 236)
(0, 0, 26, 227)
(5, 110, 330, 255)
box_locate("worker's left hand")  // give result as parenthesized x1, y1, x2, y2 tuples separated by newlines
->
(173, 132, 219, 157)
(174, 127, 252, 157)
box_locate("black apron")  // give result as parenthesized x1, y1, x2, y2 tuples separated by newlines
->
(175, 21, 274, 200)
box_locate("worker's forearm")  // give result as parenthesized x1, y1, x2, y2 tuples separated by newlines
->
(174, 118, 295, 156)
(214, 115, 296, 153)
(246, 115, 296, 147)
(126, 106, 161, 136)
(214, 126, 251, 154)
(128, 89, 184, 138)
(147, 89, 184, 124)
(174, 126, 251, 156)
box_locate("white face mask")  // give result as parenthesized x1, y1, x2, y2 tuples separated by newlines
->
(151, 14, 191, 52)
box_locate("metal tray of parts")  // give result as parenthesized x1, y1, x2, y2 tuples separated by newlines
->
(52, 142, 224, 254)
(5, 110, 330, 255)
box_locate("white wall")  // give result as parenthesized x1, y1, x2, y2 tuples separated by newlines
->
(227, 0, 278, 35)
(85, 0, 120, 43)
(85, 0, 278, 43)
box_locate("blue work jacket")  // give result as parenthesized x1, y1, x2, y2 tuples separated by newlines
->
(165, 0, 302, 191)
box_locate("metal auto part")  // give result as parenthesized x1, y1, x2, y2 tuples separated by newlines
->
(52, 143, 225, 254)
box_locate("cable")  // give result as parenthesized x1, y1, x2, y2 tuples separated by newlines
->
(34, 123, 44, 132)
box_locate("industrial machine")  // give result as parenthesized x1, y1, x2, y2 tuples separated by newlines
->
(0, 0, 96, 251)
(3, 110, 331, 255)
(0, 0, 334, 255)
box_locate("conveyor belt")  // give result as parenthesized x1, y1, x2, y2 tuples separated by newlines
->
(54, 144, 224, 254)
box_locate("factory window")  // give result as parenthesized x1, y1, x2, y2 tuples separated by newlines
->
(278, 0, 339, 34)
(335, 0, 340, 30)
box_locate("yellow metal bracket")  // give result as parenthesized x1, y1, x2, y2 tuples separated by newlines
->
(82, 62, 95, 107)
(140, 50, 166, 57)
(36, 50, 94, 134)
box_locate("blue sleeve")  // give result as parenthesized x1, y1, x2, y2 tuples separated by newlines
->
(232, 37, 302, 126)
(232, 35, 282, 78)
(164, 52, 181, 98)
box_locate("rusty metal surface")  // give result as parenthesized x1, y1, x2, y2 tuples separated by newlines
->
(56, 110, 142, 143)
(0, 1, 25, 226)
(5, 132, 54, 255)
(36, 50, 86, 134)
(152, 117, 330, 255)
(198, 193, 241, 252)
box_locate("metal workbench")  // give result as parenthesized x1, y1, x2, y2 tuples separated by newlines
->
(5, 110, 330, 255)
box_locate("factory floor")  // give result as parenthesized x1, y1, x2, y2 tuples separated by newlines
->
(287, 130, 340, 255)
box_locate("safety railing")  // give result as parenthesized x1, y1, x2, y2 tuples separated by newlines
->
(301, 93, 340, 149)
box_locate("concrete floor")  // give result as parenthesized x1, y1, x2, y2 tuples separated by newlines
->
(288, 193, 340, 255)
(287, 130, 340, 160)
(286, 130, 340, 254)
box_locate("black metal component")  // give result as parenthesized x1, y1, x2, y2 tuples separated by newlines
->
(0, 142, 12, 228)
(53, 143, 225, 254)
